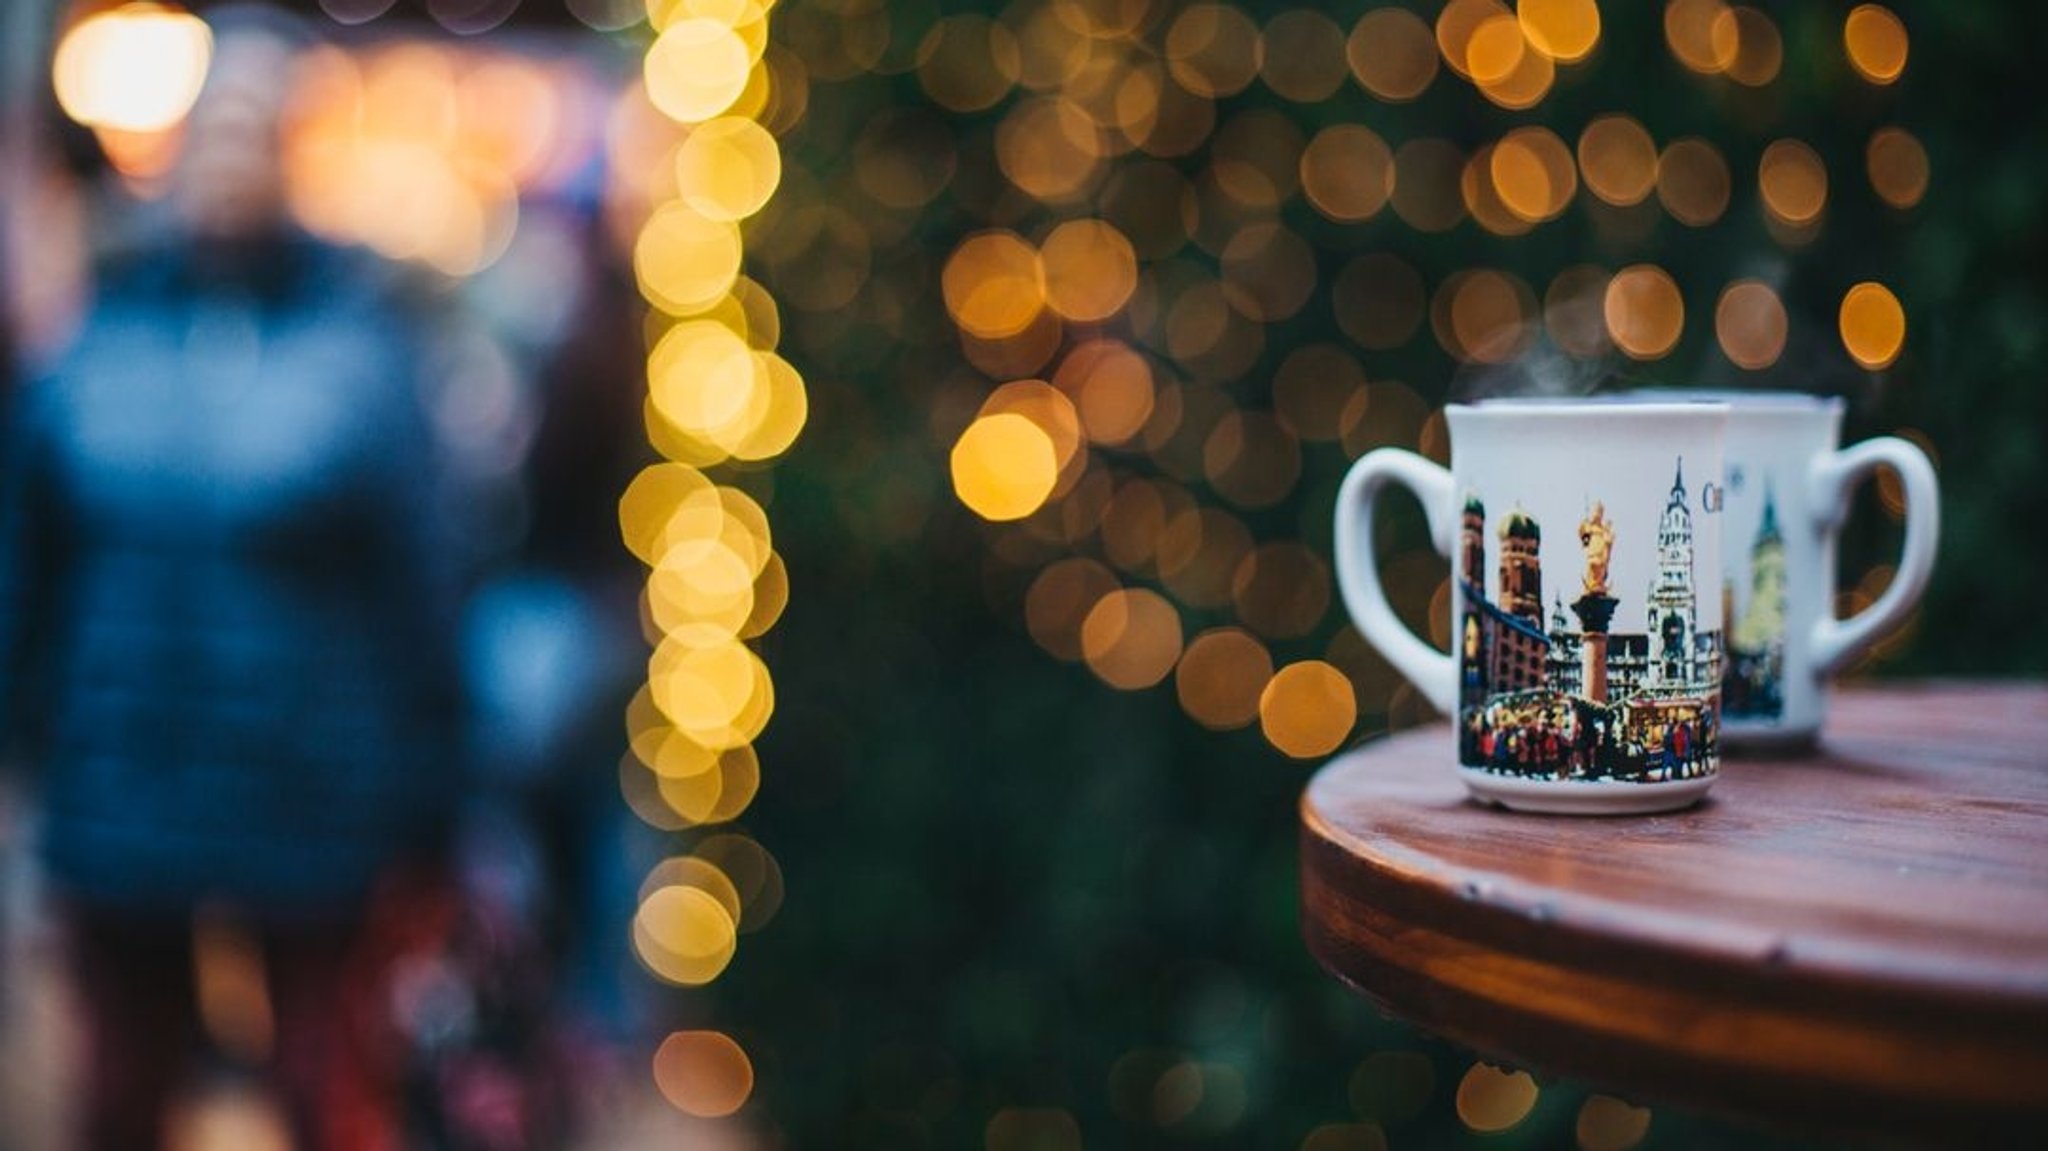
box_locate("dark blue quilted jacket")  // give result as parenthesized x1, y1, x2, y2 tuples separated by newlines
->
(0, 233, 463, 917)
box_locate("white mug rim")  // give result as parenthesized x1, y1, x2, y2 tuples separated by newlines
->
(1449, 399, 1729, 419)
(1611, 388, 1845, 413)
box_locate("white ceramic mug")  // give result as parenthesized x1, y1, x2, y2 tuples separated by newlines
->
(1334, 401, 1729, 814)
(1670, 392, 1940, 749)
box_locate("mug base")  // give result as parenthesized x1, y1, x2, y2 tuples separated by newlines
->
(1457, 769, 1715, 815)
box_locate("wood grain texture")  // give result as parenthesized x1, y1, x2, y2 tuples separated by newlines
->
(1300, 682, 2048, 1144)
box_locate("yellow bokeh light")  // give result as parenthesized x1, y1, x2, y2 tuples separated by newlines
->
(636, 200, 744, 315)
(1041, 219, 1138, 322)
(634, 884, 737, 986)
(1714, 280, 1788, 370)
(1866, 127, 1929, 210)
(1081, 588, 1183, 690)
(917, 15, 1022, 113)
(963, 307, 1063, 380)
(1476, 42, 1555, 111)
(943, 230, 1046, 339)
(1176, 627, 1273, 731)
(686, 743, 760, 825)
(1655, 138, 1730, 227)
(1026, 557, 1120, 661)
(644, 741, 749, 826)
(1203, 410, 1302, 508)
(729, 351, 807, 461)
(1519, 0, 1601, 63)
(1436, 0, 1509, 81)
(1604, 265, 1685, 361)
(52, 3, 212, 134)
(1439, 269, 1533, 364)
(654, 1030, 755, 1118)
(996, 96, 1104, 204)
(952, 413, 1059, 522)
(1210, 109, 1304, 210)
(1576, 1095, 1652, 1151)
(642, 483, 771, 592)
(1159, 507, 1253, 609)
(1464, 15, 1527, 86)
(1300, 124, 1394, 223)
(1234, 542, 1332, 639)
(634, 720, 720, 782)
(1665, 0, 1734, 75)
(1052, 340, 1155, 446)
(649, 635, 772, 746)
(1758, 139, 1827, 226)
(1839, 282, 1905, 370)
(1577, 115, 1658, 207)
(647, 320, 764, 443)
(646, 1, 769, 34)
(674, 116, 781, 222)
(1845, 4, 1908, 84)
(1259, 660, 1356, 758)
(1347, 7, 1439, 102)
(1714, 7, 1782, 87)
(1260, 9, 1349, 103)
(1101, 477, 1175, 573)
(1164, 4, 1263, 98)
(644, 17, 752, 124)
(649, 537, 756, 643)
(1456, 1064, 1538, 1133)
(620, 463, 714, 566)
(639, 855, 742, 925)
(694, 833, 783, 933)
(740, 550, 789, 640)
(1220, 221, 1316, 323)
(981, 379, 1084, 482)
(1273, 344, 1363, 443)
(1490, 126, 1575, 223)
(1467, 147, 1536, 239)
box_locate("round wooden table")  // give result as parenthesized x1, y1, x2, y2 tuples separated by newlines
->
(1300, 682, 2048, 1144)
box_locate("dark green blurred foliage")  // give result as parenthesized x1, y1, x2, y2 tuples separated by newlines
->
(705, 1, 2045, 1146)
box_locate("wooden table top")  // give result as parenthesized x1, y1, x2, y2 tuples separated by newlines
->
(1299, 681, 2048, 1144)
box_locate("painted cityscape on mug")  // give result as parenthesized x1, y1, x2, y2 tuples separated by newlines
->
(1458, 461, 1724, 783)
(1722, 473, 1788, 719)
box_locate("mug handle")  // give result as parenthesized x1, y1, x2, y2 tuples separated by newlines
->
(1806, 436, 1940, 677)
(1333, 448, 1459, 716)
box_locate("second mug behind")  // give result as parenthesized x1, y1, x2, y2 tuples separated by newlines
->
(1642, 392, 1940, 750)
(1335, 400, 1729, 814)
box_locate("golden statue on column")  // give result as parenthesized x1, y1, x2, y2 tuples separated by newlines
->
(1578, 501, 1614, 596)
(1573, 501, 1619, 702)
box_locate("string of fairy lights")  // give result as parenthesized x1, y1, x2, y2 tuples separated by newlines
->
(939, 1, 1924, 780)
(618, 0, 804, 1122)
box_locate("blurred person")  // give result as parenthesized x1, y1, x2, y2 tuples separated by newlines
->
(0, 8, 463, 1149)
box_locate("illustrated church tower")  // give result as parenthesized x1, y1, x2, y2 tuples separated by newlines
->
(1733, 484, 1787, 656)
(1727, 483, 1788, 715)
(1461, 496, 1486, 592)
(1497, 508, 1543, 631)
(1646, 460, 1700, 693)
(1459, 496, 1487, 714)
